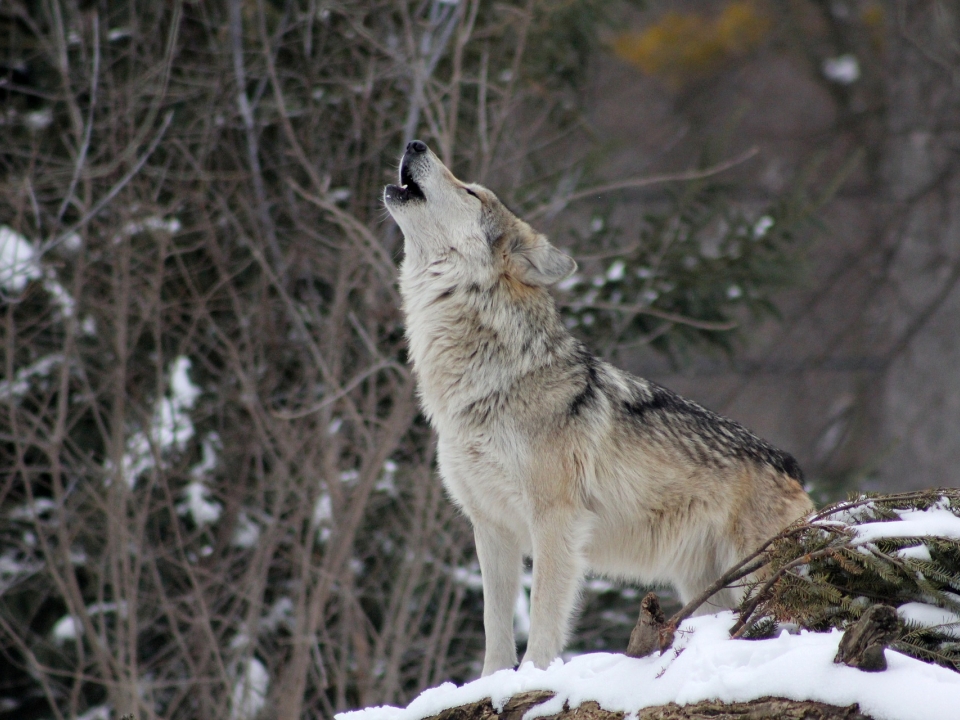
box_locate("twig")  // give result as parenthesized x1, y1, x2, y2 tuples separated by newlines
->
(480, 0, 534, 181)
(40, 110, 175, 257)
(285, 178, 399, 292)
(402, 1, 462, 146)
(729, 548, 838, 639)
(57, 12, 99, 224)
(655, 520, 816, 652)
(271, 360, 403, 420)
(229, 0, 282, 268)
(526, 147, 760, 220)
(568, 300, 739, 332)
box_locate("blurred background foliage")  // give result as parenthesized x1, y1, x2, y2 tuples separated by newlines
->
(553, 149, 848, 361)
(613, 1, 772, 85)
(2, 0, 958, 718)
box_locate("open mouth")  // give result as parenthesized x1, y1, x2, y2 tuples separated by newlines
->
(385, 157, 426, 204)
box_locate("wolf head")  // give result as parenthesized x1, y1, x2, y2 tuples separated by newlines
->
(384, 141, 576, 287)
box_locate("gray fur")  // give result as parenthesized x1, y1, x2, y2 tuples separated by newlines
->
(384, 142, 813, 675)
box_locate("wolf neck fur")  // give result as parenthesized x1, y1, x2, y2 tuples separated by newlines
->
(400, 259, 575, 425)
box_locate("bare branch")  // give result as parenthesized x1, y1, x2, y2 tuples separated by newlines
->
(527, 147, 760, 220)
(567, 300, 739, 332)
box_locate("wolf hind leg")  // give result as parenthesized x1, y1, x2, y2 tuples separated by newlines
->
(475, 523, 522, 676)
(521, 508, 587, 669)
(676, 544, 745, 615)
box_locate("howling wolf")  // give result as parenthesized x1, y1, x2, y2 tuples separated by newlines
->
(384, 140, 813, 675)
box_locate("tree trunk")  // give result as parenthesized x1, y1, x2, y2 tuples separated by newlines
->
(424, 691, 875, 720)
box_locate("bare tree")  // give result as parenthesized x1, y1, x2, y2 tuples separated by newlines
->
(0, 1, 813, 718)
(0, 2, 611, 717)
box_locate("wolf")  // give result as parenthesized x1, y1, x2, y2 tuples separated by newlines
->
(384, 140, 813, 676)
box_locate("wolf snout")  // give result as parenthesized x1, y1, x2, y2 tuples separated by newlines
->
(384, 141, 430, 207)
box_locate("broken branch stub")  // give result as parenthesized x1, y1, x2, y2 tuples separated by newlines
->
(834, 604, 899, 672)
(626, 592, 671, 658)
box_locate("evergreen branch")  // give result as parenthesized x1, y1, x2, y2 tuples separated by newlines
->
(731, 548, 838, 639)
(722, 489, 960, 671)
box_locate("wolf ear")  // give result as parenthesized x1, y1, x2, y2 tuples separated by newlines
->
(510, 235, 577, 287)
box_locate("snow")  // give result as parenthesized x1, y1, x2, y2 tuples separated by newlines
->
(313, 494, 332, 525)
(752, 215, 774, 239)
(556, 274, 582, 292)
(342, 499, 960, 720)
(9, 498, 56, 520)
(897, 603, 960, 638)
(822, 54, 860, 84)
(853, 508, 960, 543)
(77, 706, 111, 720)
(0, 226, 75, 315)
(313, 493, 333, 541)
(0, 551, 42, 594)
(107, 27, 131, 42)
(606, 261, 625, 282)
(0, 225, 42, 291)
(376, 460, 399, 495)
(262, 597, 295, 632)
(52, 615, 80, 643)
(339, 612, 960, 720)
(514, 588, 530, 641)
(113, 356, 203, 488)
(51, 602, 126, 644)
(452, 564, 483, 590)
(230, 657, 269, 720)
(170, 356, 201, 408)
(192, 434, 221, 479)
(894, 543, 932, 561)
(232, 511, 261, 548)
(63, 232, 83, 251)
(25, 108, 53, 130)
(329, 187, 352, 203)
(177, 481, 222, 526)
(122, 216, 182, 236)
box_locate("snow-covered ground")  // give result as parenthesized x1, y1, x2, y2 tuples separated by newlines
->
(340, 610, 960, 720)
(342, 497, 960, 720)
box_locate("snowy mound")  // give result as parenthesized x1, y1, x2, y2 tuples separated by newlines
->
(339, 611, 960, 720)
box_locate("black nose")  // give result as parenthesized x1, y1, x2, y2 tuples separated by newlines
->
(407, 140, 427, 154)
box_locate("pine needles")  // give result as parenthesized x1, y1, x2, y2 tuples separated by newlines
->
(731, 489, 960, 672)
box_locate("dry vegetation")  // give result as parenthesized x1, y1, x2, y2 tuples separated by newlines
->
(0, 2, 608, 716)
(1, 1, 848, 718)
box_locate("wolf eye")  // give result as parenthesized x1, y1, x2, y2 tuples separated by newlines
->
(464, 187, 479, 199)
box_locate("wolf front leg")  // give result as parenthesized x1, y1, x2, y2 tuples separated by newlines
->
(474, 523, 522, 676)
(521, 507, 586, 669)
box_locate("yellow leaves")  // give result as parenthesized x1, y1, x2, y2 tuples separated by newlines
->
(860, 2, 887, 52)
(612, 2, 771, 86)
(714, 1, 770, 53)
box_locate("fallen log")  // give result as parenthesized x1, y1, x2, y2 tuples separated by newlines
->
(422, 694, 874, 720)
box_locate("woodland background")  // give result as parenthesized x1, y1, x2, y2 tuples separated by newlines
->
(1, 1, 959, 718)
